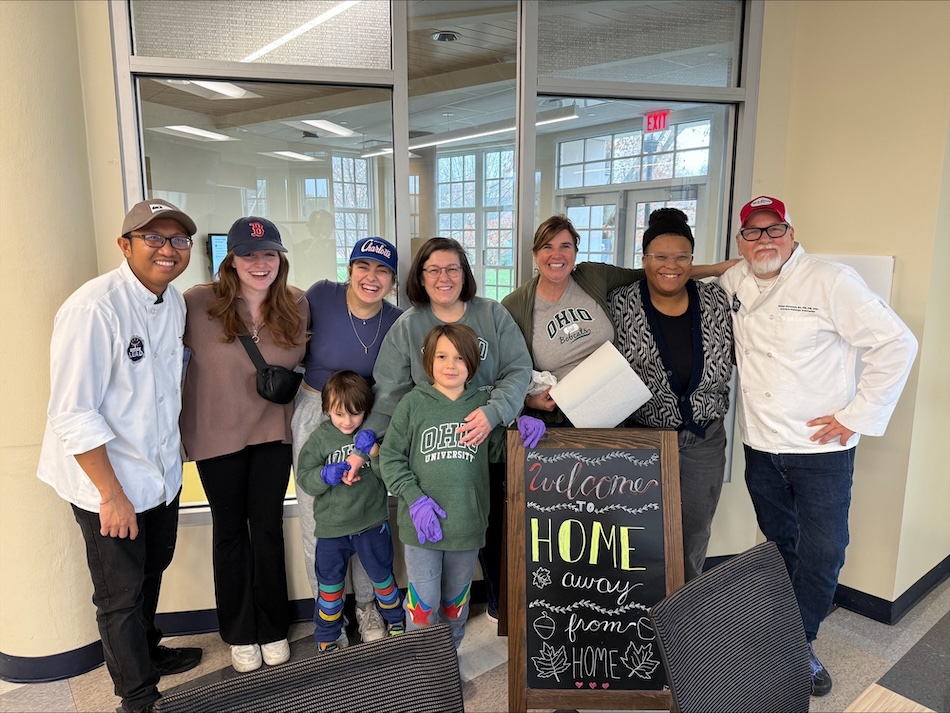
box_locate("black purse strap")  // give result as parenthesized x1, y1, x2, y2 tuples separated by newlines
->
(238, 334, 268, 371)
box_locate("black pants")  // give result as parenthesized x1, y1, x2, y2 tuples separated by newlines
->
(72, 493, 180, 711)
(478, 460, 506, 615)
(197, 441, 292, 645)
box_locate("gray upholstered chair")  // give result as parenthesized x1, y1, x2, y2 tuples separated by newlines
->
(156, 624, 463, 713)
(648, 541, 811, 713)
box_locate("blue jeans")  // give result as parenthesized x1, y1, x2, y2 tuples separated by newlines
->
(313, 521, 404, 644)
(71, 493, 181, 712)
(678, 418, 727, 581)
(403, 546, 479, 648)
(743, 445, 855, 641)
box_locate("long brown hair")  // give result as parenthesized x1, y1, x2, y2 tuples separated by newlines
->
(207, 252, 306, 348)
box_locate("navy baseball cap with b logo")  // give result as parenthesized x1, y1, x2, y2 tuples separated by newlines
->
(227, 216, 288, 257)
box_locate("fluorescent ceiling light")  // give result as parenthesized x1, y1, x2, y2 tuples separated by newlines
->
(150, 125, 236, 141)
(359, 105, 578, 157)
(242, 1, 361, 62)
(301, 119, 356, 137)
(163, 80, 261, 100)
(191, 81, 252, 98)
(259, 151, 320, 162)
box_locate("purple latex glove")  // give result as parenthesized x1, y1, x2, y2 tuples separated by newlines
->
(321, 461, 351, 487)
(517, 415, 546, 449)
(354, 429, 377, 454)
(408, 495, 446, 545)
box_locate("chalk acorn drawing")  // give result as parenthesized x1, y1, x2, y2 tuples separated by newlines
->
(532, 612, 556, 640)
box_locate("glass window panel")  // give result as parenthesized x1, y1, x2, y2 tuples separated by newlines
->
(559, 165, 583, 188)
(584, 136, 609, 161)
(676, 121, 711, 149)
(560, 140, 585, 164)
(138, 77, 392, 292)
(583, 161, 610, 186)
(642, 129, 674, 153)
(537, 0, 742, 88)
(642, 153, 674, 180)
(674, 149, 709, 177)
(611, 158, 641, 184)
(612, 132, 642, 158)
(130, 0, 391, 69)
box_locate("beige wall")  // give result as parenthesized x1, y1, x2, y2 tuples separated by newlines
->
(2, 0, 948, 663)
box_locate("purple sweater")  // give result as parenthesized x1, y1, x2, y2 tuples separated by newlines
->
(303, 281, 403, 391)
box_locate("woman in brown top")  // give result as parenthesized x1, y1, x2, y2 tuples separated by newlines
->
(181, 217, 309, 674)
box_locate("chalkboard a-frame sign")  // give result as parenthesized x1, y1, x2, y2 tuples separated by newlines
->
(507, 428, 683, 713)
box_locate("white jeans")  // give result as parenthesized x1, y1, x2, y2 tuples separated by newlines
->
(291, 387, 374, 604)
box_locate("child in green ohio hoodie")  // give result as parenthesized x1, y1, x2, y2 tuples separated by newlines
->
(379, 324, 545, 648)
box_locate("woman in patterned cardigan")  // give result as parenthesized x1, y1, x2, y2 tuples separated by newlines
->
(608, 208, 734, 582)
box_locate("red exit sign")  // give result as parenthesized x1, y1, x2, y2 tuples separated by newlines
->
(644, 110, 670, 133)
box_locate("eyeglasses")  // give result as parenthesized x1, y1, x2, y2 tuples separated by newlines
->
(422, 265, 462, 278)
(127, 233, 194, 250)
(643, 253, 694, 266)
(738, 223, 790, 242)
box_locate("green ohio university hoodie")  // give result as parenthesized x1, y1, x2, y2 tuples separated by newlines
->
(296, 420, 389, 539)
(379, 382, 505, 551)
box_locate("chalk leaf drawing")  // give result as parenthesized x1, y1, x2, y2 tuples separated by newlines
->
(621, 641, 660, 680)
(531, 642, 571, 681)
(532, 566, 553, 589)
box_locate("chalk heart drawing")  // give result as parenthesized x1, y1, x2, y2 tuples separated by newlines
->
(588, 682, 596, 689)
(602, 682, 610, 689)
(574, 682, 582, 688)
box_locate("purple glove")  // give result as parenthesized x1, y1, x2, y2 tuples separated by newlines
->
(409, 495, 446, 544)
(517, 415, 546, 449)
(321, 461, 351, 487)
(354, 429, 377, 455)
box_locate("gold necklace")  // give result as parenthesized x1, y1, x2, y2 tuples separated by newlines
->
(348, 307, 383, 354)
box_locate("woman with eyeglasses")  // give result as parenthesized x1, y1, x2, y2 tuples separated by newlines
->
(608, 207, 734, 582)
(180, 217, 309, 673)
(356, 237, 532, 624)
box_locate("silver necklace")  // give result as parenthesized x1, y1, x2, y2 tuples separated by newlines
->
(348, 307, 383, 354)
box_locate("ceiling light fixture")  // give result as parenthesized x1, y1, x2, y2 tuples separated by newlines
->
(151, 125, 235, 141)
(242, 0, 362, 62)
(259, 151, 319, 162)
(301, 119, 356, 137)
(190, 80, 250, 98)
(359, 105, 578, 157)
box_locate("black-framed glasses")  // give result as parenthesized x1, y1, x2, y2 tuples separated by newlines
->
(127, 233, 194, 250)
(422, 265, 462, 278)
(643, 252, 694, 266)
(738, 223, 790, 242)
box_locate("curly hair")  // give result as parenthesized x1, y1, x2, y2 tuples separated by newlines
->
(206, 252, 306, 349)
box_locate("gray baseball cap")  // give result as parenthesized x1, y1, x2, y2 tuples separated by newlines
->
(121, 199, 197, 236)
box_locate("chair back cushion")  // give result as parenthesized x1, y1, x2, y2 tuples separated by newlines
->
(649, 541, 811, 713)
(157, 624, 463, 713)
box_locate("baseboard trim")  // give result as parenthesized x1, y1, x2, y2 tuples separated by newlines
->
(0, 584, 490, 683)
(834, 555, 950, 625)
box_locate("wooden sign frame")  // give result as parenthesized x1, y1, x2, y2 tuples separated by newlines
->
(507, 428, 683, 713)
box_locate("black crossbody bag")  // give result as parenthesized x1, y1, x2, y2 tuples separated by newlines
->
(238, 335, 303, 405)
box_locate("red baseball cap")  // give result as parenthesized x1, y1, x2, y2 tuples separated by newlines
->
(739, 196, 792, 226)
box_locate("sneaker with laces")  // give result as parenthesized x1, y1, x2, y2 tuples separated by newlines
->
(808, 642, 833, 696)
(356, 601, 387, 643)
(317, 641, 339, 654)
(261, 638, 290, 666)
(388, 622, 406, 637)
(230, 644, 262, 673)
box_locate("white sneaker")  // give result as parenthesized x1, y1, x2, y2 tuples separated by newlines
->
(356, 602, 387, 643)
(261, 638, 290, 666)
(230, 644, 262, 673)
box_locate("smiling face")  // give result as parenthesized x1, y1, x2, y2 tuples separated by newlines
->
(347, 259, 394, 308)
(430, 335, 470, 393)
(233, 249, 281, 297)
(534, 228, 578, 287)
(421, 249, 464, 309)
(643, 234, 693, 299)
(327, 399, 365, 435)
(737, 209, 795, 278)
(118, 217, 192, 296)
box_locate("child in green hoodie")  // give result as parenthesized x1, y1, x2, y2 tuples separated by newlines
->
(296, 371, 405, 652)
(379, 324, 545, 648)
